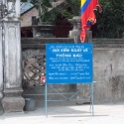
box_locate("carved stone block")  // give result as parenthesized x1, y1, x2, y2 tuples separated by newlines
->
(2, 21, 25, 112)
(2, 88, 25, 112)
(3, 21, 21, 88)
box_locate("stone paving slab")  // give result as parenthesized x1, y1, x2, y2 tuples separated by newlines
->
(0, 103, 124, 124)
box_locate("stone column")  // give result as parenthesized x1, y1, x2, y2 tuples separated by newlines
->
(15, 0, 20, 19)
(0, 22, 3, 115)
(1, 21, 25, 112)
(0, 22, 3, 101)
(1, 0, 25, 113)
(2, 0, 7, 5)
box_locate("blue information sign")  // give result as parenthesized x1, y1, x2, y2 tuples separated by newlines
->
(46, 44, 93, 84)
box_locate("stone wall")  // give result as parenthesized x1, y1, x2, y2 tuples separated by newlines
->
(21, 38, 76, 107)
(21, 38, 124, 106)
(93, 39, 124, 103)
(94, 48, 124, 103)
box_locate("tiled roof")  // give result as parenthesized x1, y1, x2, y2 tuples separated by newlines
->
(21, 2, 33, 14)
(21, 0, 65, 14)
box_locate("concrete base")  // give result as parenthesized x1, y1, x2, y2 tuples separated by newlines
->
(2, 88, 25, 113)
(0, 100, 4, 115)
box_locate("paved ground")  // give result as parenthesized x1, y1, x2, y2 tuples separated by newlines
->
(0, 102, 124, 124)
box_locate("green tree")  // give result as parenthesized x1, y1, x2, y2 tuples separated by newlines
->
(61, 0, 80, 18)
(93, 0, 124, 38)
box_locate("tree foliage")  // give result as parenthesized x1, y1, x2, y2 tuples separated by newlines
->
(33, 0, 58, 24)
(93, 0, 124, 38)
(63, 0, 124, 38)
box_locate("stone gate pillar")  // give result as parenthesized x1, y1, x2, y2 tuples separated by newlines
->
(0, 22, 3, 99)
(1, 0, 25, 113)
(0, 22, 4, 115)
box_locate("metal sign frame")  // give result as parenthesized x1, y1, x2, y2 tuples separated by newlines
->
(45, 43, 95, 117)
(44, 82, 95, 117)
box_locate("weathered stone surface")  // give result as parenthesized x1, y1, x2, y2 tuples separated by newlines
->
(0, 22, 3, 99)
(76, 84, 90, 104)
(2, 97, 25, 112)
(2, 88, 25, 112)
(0, 100, 4, 115)
(32, 25, 55, 38)
(0, 22, 3, 114)
(1, 21, 25, 113)
(22, 53, 46, 87)
(68, 16, 80, 43)
(0, 2, 24, 114)
(93, 49, 124, 103)
(3, 21, 22, 88)
(76, 47, 124, 104)
(21, 38, 74, 49)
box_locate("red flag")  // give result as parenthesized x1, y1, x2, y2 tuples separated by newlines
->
(80, 0, 102, 42)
